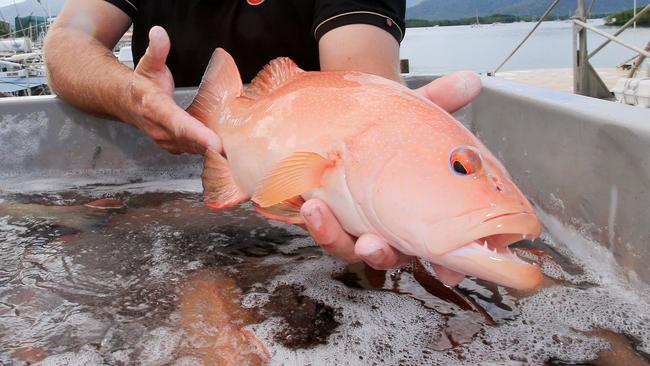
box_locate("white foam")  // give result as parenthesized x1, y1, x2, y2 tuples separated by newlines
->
(136, 327, 182, 366)
(33, 345, 105, 366)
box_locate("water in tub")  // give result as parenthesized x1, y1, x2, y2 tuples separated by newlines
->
(0, 179, 648, 365)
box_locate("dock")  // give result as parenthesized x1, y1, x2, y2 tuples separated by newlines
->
(495, 67, 645, 93)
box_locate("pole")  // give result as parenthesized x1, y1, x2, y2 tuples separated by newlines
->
(627, 40, 650, 78)
(572, 3, 612, 98)
(634, 0, 637, 33)
(574, 0, 589, 95)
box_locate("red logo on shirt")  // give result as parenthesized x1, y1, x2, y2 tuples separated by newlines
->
(247, 0, 264, 5)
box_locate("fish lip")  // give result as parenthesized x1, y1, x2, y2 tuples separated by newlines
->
(432, 212, 543, 289)
(474, 211, 540, 250)
(422, 210, 541, 258)
(472, 211, 541, 239)
(482, 211, 530, 223)
(437, 241, 543, 290)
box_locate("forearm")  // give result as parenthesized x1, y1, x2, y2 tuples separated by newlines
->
(44, 26, 134, 123)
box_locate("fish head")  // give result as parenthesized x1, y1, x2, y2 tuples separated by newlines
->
(344, 108, 542, 290)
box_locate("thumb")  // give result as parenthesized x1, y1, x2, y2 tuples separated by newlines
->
(136, 26, 171, 76)
(416, 71, 481, 114)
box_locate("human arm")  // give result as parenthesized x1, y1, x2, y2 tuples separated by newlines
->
(302, 23, 481, 285)
(43, 0, 221, 154)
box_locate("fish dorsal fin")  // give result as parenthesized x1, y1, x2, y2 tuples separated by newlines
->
(188, 48, 243, 124)
(245, 57, 304, 99)
(252, 152, 331, 208)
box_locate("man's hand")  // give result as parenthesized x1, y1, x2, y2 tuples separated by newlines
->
(125, 26, 221, 155)
(44, 0, 221, 156)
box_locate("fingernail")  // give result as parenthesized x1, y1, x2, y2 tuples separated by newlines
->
(150, 26, 163, 40)
(358, 240, 386, 265)
(364, 248, 385, 266)
(303, 206, 322, 230)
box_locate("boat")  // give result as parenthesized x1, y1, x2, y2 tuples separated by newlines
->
(471, 10, 481, 27)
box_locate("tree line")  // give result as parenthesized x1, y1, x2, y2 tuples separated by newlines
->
(406, 12, 610, 28)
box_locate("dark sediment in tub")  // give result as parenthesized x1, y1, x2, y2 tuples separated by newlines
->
(255, 284, 340, 349)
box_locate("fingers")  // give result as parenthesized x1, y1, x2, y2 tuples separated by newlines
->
(354, 233, 412, 270)
(142, 93, 222, 155)
(416, 71, 482, 114)
(136, 26, 171, 77)
(432, 264, 466, 287)
(301, 199, 360, 263)
(301, 199, 413, 269)
(168, 107, 223, 154)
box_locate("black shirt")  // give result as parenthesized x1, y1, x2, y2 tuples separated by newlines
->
(104, 0, 405, 87)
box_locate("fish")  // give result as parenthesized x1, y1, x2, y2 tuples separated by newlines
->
(0, 198, 124, 233)
(189, 49, 543, 290)
(177, 270, 269, 364)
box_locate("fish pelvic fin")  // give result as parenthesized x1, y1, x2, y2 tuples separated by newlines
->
(245, 57, 304, 99)
(254, 196, 305, 224)
(187, 48, 243, 126)
(203, 149, 247, 210)
(252, 152, 332, 208)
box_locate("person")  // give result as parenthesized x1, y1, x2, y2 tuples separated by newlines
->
(43, 0, 482, 286)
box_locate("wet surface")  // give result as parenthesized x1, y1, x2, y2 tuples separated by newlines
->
(0, 180, 648, 365)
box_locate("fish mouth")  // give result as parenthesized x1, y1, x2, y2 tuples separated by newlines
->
(429, 212, 543, 290)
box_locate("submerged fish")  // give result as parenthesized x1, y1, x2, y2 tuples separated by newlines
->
(191, 49, 543, 290)
(0, 198, 124, 232)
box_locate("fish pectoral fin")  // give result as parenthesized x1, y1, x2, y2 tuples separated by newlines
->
(254, 196, 305, 224)
(252, 152, 331, 208)
(244, 57, 304, 99)
(203, 149, 248, 210)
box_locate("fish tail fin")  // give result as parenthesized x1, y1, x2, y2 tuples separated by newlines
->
(187, 48, 243, 128)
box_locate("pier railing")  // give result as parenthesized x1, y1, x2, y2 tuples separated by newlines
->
(491, 0, 650, 99)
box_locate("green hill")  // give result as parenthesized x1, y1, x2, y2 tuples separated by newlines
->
(605, 7, 650, 25)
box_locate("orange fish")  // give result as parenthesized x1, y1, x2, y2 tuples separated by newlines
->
(176, 271, 269, 364)
(190, 49, 543, 290)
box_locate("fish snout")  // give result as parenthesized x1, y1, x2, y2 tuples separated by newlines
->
(423, 211, 543, 290)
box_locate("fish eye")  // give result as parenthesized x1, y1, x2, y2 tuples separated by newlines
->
(449, 146, 481, 176)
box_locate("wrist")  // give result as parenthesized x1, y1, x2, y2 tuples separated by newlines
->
(112, 70, 149, 128)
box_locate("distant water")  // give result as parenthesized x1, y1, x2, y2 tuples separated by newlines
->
(400, 19, 650, 74)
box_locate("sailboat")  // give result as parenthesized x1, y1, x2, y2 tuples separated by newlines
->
(471, 9, 481, 27)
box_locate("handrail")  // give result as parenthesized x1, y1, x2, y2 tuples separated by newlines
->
(573, 19, 649, 58)
(588, 4, 650, 59)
